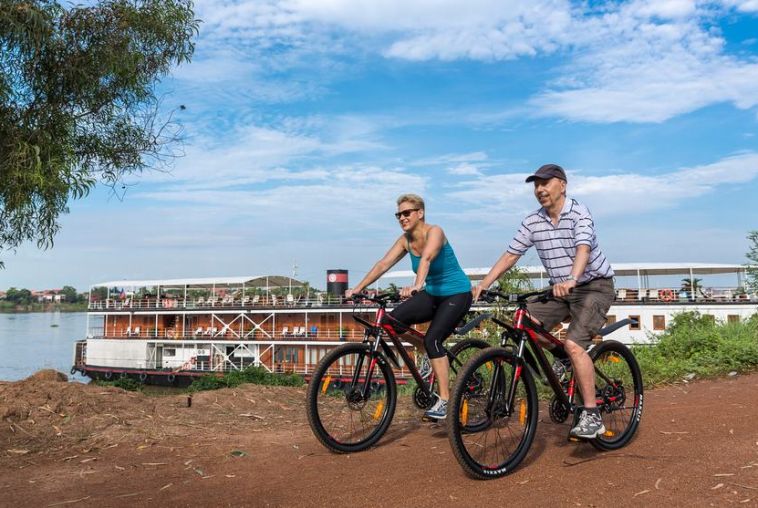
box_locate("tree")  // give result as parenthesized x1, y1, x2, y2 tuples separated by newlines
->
(0, 1, 199, 266)
(747, 231, 758, 292)
(496, 266, 534, 294)
(60, 285, 77, 303)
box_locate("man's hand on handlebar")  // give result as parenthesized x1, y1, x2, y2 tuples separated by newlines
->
(471, 284, 488, 302)
(551, 279, 576, 298)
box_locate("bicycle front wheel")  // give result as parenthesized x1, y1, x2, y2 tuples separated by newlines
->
(306, 343, 396, 453)
(447, 347, 538, 479)
(590, 340, 643, 451)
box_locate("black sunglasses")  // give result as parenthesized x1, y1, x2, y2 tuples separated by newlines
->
(395, 208, 419, 220)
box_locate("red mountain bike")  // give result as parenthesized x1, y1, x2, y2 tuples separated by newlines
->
(306, 291, 491, 453)
(447, 288, 643, 479)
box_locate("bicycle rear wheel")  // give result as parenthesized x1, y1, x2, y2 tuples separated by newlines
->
(589, 340, 643, 450)
(306, 343, 396, 453)
(447, 347, 538, 479)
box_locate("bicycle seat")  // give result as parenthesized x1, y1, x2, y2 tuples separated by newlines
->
(597, 318, 637, 337)
(454, 312, 493, 335)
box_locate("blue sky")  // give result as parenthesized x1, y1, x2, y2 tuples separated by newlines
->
(4, 0, 758, 291)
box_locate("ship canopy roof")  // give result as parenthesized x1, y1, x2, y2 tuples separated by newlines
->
(91, 275, 304, 290)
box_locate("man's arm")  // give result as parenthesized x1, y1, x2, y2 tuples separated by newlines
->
(552, 245, 590, 298)
(472, 252, 521, 301)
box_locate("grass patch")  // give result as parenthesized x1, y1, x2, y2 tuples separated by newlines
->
(633, 312, 758, 386)
(188, 366, 305, 392)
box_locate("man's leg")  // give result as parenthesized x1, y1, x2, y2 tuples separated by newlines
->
(566, 279, 615, 438)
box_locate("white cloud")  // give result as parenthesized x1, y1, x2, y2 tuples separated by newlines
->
(444, 152, 758, 223)
(447, 163, 484, 176)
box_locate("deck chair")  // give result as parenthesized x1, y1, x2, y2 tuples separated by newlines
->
(615, 289, 627, 301)
(271, 295, 278, 306)
(648, 289, 659, 301)
(133, 326, 141, 337)
(252, 295, 260, 305)
(125, 327, 132, 337)
(241, 296, 250, 306)
(197, 297, 205, 306)
(281, 326, 289, 337)
(193, 326, 203, 336)
(637, 289, 647, 301)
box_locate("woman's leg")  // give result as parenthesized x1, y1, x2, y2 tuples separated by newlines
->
(388, 291, 436, 351)
(424, 291, 473, 401)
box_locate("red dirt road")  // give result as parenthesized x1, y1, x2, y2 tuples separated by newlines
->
(1, 373, 757, 507)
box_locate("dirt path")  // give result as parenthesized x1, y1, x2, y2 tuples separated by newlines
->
(1, 371, 757, 507)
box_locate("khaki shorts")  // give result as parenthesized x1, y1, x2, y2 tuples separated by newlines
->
(526, 278, 615, 349)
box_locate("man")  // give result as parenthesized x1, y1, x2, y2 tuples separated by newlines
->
(473, 163, 615, 439)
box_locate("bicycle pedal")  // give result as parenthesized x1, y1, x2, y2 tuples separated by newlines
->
(567, 435, 581, 443)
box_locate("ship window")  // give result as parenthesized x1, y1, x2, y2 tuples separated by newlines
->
(606, 315, 616, 325)
(653, 315, 665, 331)
(629, 315, 641, 330)
(164, 348, 176, 357)
(728, 315, 740, 323)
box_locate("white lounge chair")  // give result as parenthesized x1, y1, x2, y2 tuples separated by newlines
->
(271, 295, 278, 306)
(648, 289, 659, 301)
(281, 326, 289, 337)
(193, 326, 203, 336)
(133, 326, 141, 337)
(125, 326, 132, 337)
(616, 289, 627, 301)
(252, 295, 260, 305)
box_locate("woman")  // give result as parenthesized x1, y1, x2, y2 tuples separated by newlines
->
(346, 194, 472, 420)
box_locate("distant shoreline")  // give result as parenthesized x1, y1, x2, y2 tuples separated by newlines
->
(0, 304, 87, 314)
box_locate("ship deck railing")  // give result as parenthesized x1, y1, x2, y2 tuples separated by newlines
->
(88, 287, 758, 311)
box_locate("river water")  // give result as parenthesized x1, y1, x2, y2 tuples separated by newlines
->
(0, 312, 88, 382)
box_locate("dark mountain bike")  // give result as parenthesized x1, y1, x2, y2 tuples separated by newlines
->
(447, 288, 643, 479)
(306, 291, 491, 453)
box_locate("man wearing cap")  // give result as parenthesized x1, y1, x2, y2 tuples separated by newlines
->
(473, 163, 615, 440)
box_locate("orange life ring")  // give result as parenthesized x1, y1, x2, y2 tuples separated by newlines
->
(659, 289, 674, 302)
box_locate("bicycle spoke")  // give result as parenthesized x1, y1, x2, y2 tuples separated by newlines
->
(449, 348, 537, 478)
(307, 344, 396, 453)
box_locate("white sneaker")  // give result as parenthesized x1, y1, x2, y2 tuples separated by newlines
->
(424, 397, 448, 420)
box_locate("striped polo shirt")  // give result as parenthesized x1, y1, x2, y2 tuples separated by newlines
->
(507, 198, 614, 284)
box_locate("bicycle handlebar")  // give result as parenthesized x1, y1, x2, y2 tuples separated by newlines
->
(478, 287, 554, 304)
(349, 291, 402, 305)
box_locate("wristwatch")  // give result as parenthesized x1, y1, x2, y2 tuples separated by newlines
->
(566, 274, 576, 281)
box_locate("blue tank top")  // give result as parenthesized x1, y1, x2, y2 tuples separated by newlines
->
(408, 240, 471, 296)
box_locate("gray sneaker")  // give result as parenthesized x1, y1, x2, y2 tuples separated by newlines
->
(570, 409, 606, 439)
(424, 397, 448, 420)
(418, 353, 432, 380)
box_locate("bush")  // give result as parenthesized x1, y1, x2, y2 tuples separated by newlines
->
(188, 366, 304, 392)
(94, 376, 143, 392)
(633, 312, 758, 386)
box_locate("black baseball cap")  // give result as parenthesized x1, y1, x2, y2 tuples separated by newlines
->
(525, 163, 567, 183)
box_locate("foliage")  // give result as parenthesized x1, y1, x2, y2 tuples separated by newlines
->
(188, 366, 305, 392)
(633, 311, 758, 386)
(496, 266, 533, 294)
(0, 0, 199, 266)
(747, 231, 758, 292)
(680, 277, 703, 295)
(94, 376, 142, 391)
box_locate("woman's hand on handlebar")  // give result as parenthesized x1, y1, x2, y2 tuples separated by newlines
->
(400, 284, 422, 299)
(345, 288, 361, 299)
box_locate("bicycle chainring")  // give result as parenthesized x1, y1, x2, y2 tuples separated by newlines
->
(549, 396, 570, 423)
(413, 387, 435, 409)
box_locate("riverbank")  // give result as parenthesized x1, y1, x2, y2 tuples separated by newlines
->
(1, 370, 757, 506)
(0, 302, 87, 313)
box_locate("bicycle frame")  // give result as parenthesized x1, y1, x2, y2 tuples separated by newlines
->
(488, 301, 578, 417)
(352, 304, 437, 400)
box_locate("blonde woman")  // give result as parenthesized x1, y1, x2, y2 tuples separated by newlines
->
(346, 194, 472, 420)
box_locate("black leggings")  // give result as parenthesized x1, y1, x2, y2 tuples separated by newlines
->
(389, 290, 473, 359)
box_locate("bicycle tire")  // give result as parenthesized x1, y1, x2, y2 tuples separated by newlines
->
(589, 340, 643, 451)
(447, 347, 538, 479)
(306, 343, 396, 453)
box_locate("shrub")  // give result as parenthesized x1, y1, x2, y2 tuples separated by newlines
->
(188, 366, 304, 392)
